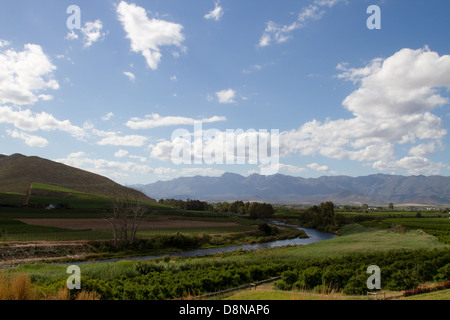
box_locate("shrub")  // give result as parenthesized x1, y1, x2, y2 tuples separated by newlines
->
(296, 267, 322, 289)
(279, 270, 298, 289)
(135, 261, 166, 275)
(343, 273, 368, 295)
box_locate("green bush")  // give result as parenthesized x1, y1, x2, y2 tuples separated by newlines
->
(296, 266, 322, 289)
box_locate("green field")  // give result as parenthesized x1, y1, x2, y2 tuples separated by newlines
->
(361, 218, 450, 244)
(2, 220, 448, 300)
(1, 185, 450, 300)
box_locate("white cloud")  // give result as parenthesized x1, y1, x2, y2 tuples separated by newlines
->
(114, 149, 129, 158)
(97, 134, 148, 147)
(307, 163, 329, 172)
(277, 47, 450, 175)
(101, 112, 114, 121)
(0, 106, 86, 140)
(129, 155, 147, 162)
(242, 64, 262, 74)
(126, 113, 226, 130)
(373, 156, 446, 176)
(81, 20, 106, 48)
(149, 128, 279, 166)
(278, 163, 307, 174)
(0, 39, 11, 48)
(0, 43, 59, 106)
(259, 0, 344, 47)
(7, 129, 48, 147)
(181, 167, 225, 177)
(116, 1, 185, 70)
(204, 1, 224, 21)
(409, 142, 438, 157)
(56, 152, 154, 176)
(216, 89, 236, 104)
(65, 30, 79, 41)
(258, 34, 271, 48)
(37, 94, 54, 101)
(123, 71, 136, 82)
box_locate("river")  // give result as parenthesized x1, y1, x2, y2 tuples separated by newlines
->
(78, 221, 337, 265)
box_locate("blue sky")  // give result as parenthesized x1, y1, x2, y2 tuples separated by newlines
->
(1, 0, 449, 185)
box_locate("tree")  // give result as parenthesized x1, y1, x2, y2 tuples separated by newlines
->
(105, 190, 151, 246)
(361, 203, 369, 213)
(388, 202, 394, 210)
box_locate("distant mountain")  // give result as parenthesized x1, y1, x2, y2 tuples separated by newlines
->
(136, 172, 450, 205)
(0, 153, 153, 201)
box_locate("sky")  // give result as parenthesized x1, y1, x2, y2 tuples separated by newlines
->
(1, 0, 450, 185)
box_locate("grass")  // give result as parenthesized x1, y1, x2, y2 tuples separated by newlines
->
(0, 272, 100, 300)
(402, 289, 450, 300)
(222, 283, 450, 300)
(361, 218, 450, 244)
(201, 224, 448, 266)
(222, 283, 349, 300)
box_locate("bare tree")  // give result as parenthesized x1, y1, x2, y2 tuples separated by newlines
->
(105, 189, 151, 246)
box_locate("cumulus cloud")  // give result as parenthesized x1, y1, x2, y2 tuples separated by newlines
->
(0, 43, 59, 106)
(278, 47, 450, 175)
(96, 134, 148, 147)
(278, 163, 308, 174)
(7, 129, 48, 148)
(114, 149, 129, 158)
(307, 163, 329, 172)
(56, 152, 199, 181)
(149, 128, 279, 167)
(116, 1, 185, 70)
(216, 89, 236, 104)
(204, 1, 224, 21)
(65, 20, 106, 47)
(0, 39, 11, 48)
(373, 156, 446, 176)
(146, 47, 450, 176)
(65, 30, 79, 41)
(81, 20, 106, 48)
(126, 113, 226, 130)
(56, 152, 154, 177)
(0, 106, 86, 140)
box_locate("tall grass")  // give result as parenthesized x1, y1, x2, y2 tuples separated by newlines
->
(0, 273, 100, 300)
(0, 273, 38, 300)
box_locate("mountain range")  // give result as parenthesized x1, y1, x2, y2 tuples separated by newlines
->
(1, 153, 448, 206)
(135, 172, 450, 206)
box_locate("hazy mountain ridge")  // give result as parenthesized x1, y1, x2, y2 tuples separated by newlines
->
(136, 172, 450, 205)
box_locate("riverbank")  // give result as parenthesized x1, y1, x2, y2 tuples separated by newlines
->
(0, 220, 310, 268)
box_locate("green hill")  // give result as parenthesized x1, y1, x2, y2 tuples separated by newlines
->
(0, 153, 155, 204)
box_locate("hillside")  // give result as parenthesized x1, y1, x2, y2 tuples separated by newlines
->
(136, 172, 450, 205)
(0, 153, 154, 201)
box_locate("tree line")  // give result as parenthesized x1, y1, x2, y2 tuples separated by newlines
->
(158, 199, 274, 218)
